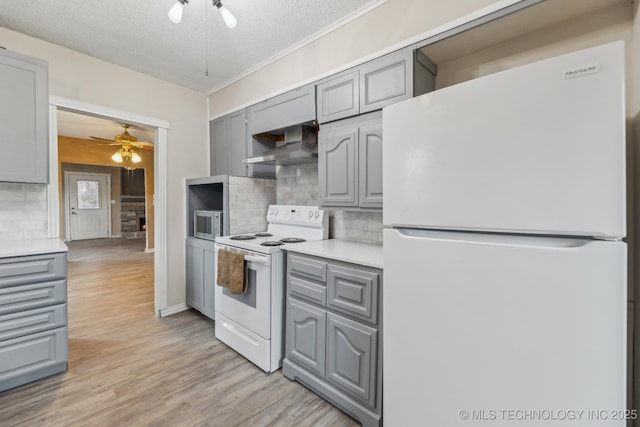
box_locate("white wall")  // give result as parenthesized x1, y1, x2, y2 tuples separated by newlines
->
(0, 27, 209, 308)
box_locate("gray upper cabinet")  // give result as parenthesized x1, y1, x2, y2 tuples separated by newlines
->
(210, 109, 253, 177)
(359, 48, 413, 114)
(358, 121, 383, 209)
(247, 83, 316, 135)
(210, 116, 229, 176)
(316, 70, 359, 124)
(315, 46, 436, 124)
(0, 49, 49, 184)
(319, 125, 358, 207)
(227, 109, 248, 177)
(319, 111, 382, 209)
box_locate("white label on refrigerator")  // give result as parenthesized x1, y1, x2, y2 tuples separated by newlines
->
(562, 63, 600, 79)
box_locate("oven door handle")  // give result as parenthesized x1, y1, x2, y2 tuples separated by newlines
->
(244, 254, 269, 266)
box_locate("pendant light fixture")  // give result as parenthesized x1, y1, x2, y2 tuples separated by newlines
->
(168, 0, 237, 29)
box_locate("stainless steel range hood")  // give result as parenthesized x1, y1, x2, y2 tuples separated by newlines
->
(243, 124, 318, 166)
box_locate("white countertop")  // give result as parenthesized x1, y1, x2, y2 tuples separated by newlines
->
(283, 239, 383, 269)
(0, 238, 68, 258)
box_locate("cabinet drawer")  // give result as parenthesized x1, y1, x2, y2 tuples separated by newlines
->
(0, 304, 66, 341)
(327, 265, 379, 324)
(288, 254, 327, 283)
(0, 253, 66, 288)
(0, 280, 66, 316)
(0, 326, 68, 392)
(288, 275, 326, 306)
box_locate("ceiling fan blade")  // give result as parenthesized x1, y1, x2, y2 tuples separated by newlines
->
(90, 136, 117, 142)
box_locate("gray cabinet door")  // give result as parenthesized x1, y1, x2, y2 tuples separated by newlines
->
(228, 109, 248, 177)
(248, 84, 315, 134)
(359, 48, 413, 114)
(319, 124, 358, 207)
(327, 264, 379, 324)
(0, 50, 48, 184)
(358, 117, 383, 209)
(185, 242, 204, 312)
(210, 117, 229, 176)
(201, 246, 216, 319)
(326, 312, 377, 407)
(316, 70, 359, 124)
(286, 297, 326, 378)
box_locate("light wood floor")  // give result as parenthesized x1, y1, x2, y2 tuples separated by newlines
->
(0, 238, 359, 427)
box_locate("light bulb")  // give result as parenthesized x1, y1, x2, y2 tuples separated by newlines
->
(112, 151, 123, 163)
(131, 152, 142, 163)
(168, 1, 186, 24)
(216, 3, 237, 29)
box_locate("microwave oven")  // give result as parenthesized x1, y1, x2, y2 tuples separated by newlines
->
(194, 210, 223, 241)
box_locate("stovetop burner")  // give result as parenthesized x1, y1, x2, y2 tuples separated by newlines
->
(280, 237, 306, 244)
(230, 235, 257, 240)
(260, 241, 283, 247)
(254, 232, 273, 237)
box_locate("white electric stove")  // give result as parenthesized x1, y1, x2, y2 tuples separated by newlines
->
(214, 205, 328, 372)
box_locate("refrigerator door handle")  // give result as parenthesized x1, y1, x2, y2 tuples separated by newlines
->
(392, 227, 610, 250)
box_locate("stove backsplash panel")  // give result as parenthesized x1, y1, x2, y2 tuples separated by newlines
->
(228, 176, 277, 235)
(276, 165, 382, 245)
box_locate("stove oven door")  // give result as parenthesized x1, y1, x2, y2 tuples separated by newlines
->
(214, 245, 272, 339)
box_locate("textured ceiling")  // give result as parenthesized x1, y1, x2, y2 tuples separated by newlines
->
(0, 0, 382, 94)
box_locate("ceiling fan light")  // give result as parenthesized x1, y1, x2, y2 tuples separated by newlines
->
(131, 151, 142, 163)
(168, 0, 188, 24)
(111, 151, 123, 163)
(214, 1, 237, 29)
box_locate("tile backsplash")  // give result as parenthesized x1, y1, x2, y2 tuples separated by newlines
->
(0, 183, 48, 240)
(228, 176, 277, 234)
(276, 165, 382, 245)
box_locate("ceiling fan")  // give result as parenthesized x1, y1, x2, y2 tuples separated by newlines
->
(90, 124, 153, 165)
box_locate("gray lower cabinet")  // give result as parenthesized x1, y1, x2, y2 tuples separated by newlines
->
(0, 251, 68, 392)
(316, 46, 436, 124)
(284, 252, 383, 427)
(319, 111, 383, 209)
(0, 49, 49, 184)
(185, 237, 216, 320)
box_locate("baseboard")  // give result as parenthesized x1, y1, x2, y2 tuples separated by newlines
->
(160, 303, 190, 317)
(144, 248, 155, 253)
(111, 234, 122, 238)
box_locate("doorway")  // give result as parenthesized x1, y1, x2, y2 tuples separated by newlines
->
(48, 96, 170, 316)
(65, 171, 111, 241)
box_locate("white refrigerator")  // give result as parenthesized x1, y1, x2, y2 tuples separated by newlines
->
(382, 41, 627, 426)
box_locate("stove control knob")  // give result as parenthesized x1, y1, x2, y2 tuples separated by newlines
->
(308, 211, 313, 219)
(274, 208, 279, 215)
(314, 211, 320, 219)
(269, 208, 273, 215)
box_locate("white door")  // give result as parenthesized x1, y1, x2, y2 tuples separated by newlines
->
(383, 228, 626, 427)
(66, 172, 110, 240)
(382, 41, 625, 238)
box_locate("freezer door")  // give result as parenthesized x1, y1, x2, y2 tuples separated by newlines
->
(383, 41, 625, 238)
(383, 228, 626, 427)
